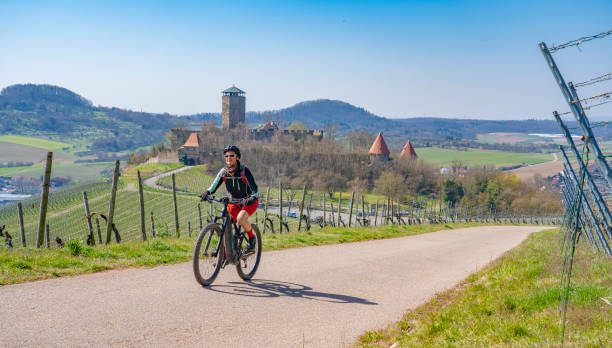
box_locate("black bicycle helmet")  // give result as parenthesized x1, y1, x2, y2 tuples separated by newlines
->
(223, 145, 241, 159)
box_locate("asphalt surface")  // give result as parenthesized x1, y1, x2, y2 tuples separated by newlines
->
(0, 225, 551, 347)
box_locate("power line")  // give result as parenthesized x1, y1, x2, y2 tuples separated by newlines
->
(548, 29, 612, 53)
(574, 73, 612, 88)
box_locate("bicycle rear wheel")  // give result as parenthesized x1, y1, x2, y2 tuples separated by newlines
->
(193, 223, 223, 286)
(236, 225, 262, 280)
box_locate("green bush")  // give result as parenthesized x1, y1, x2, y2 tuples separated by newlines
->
(65, 238, 84, 256)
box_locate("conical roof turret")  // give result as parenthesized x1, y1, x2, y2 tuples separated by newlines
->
(400, 140, 418, 158)
(368, 133, 390, 155)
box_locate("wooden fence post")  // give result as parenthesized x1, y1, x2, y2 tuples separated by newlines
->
(137, 170, 147, 241)
(263, 187, 270, 234)
(105, 160, 120, 244)
(95, 218, 102, 244)
(172, 173, 180, 238)
(374, 200, 379, 226)
(82, 192, 94, 245)
(198, 203, 202, 230)
(337, 192, 342, 227)
(348, 191, 355, 227)
(323, 193, 326, 227)
(17, 202, 26, 247)
(279, 181, 283, 233)
(209, 202, 213, 222)
(297, 185, 307, 232)
(150, 211, 156, 237)
(361, 195, 366, 225)
(45, 223, 50, 248)
(306, 193, 313, 231)
(37, 152, 53, 248)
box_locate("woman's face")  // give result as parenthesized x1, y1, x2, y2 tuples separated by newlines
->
(224, 151, 238, 167)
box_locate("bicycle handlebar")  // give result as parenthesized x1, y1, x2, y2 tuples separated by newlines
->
(203, 195, 243, 205)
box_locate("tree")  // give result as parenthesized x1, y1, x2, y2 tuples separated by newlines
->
(374, 172, 405, 198)
(442, 179, 464, 204)
(347, 177, 368, 193)
(288, 122, 309, 131)
(347, 130, 374, 153)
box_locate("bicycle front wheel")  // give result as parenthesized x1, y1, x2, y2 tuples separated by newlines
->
(236, 224, 262, 280)
(193, 223, 223, 286)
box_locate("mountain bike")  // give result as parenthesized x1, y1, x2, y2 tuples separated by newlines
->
(193, 196, 262, 286)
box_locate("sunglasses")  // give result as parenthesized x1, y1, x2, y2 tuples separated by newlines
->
(224, 154, 236, 158)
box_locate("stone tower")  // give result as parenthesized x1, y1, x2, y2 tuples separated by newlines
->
(222, 85, 246, 129)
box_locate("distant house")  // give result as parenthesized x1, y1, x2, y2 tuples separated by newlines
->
(181, 132, 201, 165)
(251, 121, 323, 141)
(368, 132, 391, 162)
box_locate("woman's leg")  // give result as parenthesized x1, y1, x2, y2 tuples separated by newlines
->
(236, 210, 252, 234)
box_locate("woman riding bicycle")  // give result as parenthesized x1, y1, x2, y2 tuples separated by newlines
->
(199, 145, 258, 251)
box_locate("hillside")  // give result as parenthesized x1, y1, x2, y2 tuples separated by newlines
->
(0, 84, 177, 152)
(2, 84, 607, 153)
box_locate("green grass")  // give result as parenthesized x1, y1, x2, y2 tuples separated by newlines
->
(415, 147, 553, 167)
(0, 222, 484, 285)
(357, 228, 612, 347)
(0, 135, 71, 151)
(124, 163, 184, 179)
(156, 164, 212, 192)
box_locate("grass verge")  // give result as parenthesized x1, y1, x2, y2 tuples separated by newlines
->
(357, 228, 612, 347)
(0, 222, 483, 285)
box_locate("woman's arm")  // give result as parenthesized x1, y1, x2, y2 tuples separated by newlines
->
(207, 168, 225, 194)
(244, 167, 258, 197)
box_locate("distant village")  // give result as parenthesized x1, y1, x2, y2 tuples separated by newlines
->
(0, 176, 71, 207)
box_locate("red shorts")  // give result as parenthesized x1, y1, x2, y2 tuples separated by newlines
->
(228, 198, 259, 222)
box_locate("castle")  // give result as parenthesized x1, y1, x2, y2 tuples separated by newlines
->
(180, 86, 323, 165)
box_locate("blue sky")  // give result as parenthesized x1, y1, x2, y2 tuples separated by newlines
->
(0, 0, 611, 120)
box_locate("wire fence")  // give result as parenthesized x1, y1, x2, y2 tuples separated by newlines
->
(540, 28, 612, 344)
(0, 157, 563, 250)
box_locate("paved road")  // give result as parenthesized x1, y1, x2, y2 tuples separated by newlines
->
(143, 165, 193, 190)
(0, 225, 551, 347)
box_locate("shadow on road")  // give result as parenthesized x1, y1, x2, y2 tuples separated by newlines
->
(207, 279, 377, 305)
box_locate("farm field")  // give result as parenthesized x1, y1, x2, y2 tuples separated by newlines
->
(0, 135, 72, 151)
(0, 141, 76, 164)
(0, 162, 115, 181)
(415, 147, 554, 167)
(476, 132, 565, 145)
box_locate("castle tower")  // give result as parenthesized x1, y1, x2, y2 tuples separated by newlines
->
(368, 132, 390, 162)
(400, 140, 418, 159)
(222, 85, 246, 129)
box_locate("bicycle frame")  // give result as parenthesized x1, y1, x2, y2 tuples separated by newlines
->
(203, 201, 244, 264)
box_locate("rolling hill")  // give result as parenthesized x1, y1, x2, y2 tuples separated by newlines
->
(2, 84, 607, 153)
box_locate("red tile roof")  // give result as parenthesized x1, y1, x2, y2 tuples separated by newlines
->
(400, 140, 418, 158)
(182, 133, 200, 147)
(368, 133, 390, 155)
